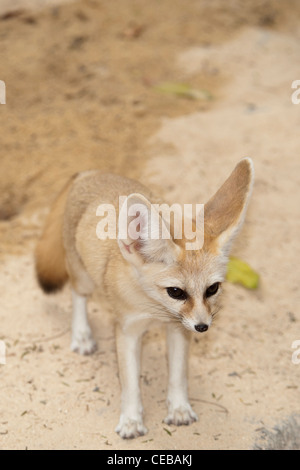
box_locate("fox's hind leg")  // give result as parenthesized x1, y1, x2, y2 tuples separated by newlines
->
(70, 289, 97, 355)
(64, 243, 97, 355)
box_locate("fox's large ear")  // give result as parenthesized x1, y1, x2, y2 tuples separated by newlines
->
(204, 158, 254, 255)
(118, 193, 180, 267)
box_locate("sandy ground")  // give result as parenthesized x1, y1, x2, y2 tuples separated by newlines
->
(0, 0, 300, 450)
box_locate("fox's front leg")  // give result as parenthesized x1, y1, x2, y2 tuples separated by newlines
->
(115, 324, 147, 439)
(164, 324, 198, 426)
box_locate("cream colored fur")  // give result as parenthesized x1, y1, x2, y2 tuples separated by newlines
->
(35, 159, 254, 439)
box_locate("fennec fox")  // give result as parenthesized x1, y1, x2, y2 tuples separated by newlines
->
(35, 159, 254, 439)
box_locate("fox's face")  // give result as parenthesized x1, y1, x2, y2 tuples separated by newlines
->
(118, 158, 254, 333)
(132, 243, 227, 332)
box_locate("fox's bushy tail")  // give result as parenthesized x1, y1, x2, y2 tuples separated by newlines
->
(35, 177, 75, 293)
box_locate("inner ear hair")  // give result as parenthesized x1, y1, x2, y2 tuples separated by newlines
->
(118, 193, 180, 265)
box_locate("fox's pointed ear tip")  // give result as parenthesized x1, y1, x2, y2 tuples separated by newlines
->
(125, 192, 150, 205)
(239, 157, 254, 173)
(237, 158, 255, 185)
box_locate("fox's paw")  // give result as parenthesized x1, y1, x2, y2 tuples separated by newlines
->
(115, 416, 148, 439)
(164, 404, 198, 426)
(71, 329, 97, 355)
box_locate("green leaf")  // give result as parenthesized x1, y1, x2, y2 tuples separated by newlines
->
(226, 256, 259, 289)
(163, 427, 172, 436)
(154, 82, 212, 100)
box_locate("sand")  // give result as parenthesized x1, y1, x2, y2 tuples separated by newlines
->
(0, 0, 299, 450)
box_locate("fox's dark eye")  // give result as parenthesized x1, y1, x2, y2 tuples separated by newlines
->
(205, 282, 220, 298)
(167, 287, 188, 301)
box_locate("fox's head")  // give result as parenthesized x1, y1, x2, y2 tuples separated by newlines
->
(118, 158, 254, 333)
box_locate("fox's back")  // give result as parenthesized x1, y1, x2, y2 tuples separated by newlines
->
(63, 171, 157, 294)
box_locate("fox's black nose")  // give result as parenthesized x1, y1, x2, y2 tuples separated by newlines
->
(195, 323, 208, 333)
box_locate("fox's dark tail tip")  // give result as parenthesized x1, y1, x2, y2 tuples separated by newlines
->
(36, 274, 66, 294)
